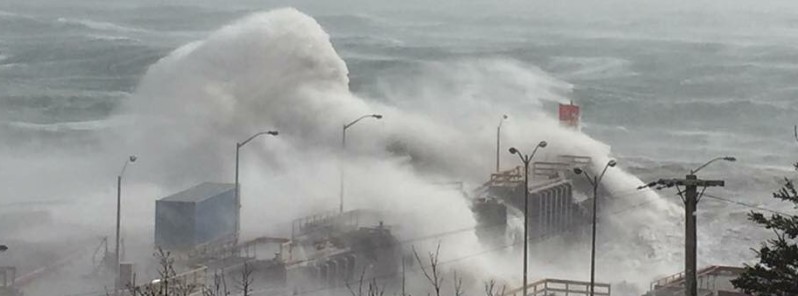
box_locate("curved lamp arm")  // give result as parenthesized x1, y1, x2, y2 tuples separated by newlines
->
(238, 130, 279, 148)
(598, 160, 617, 182)
(119, 155, 137, 177)
(345, 114, 382, 129)
(691, 156, 735, 174)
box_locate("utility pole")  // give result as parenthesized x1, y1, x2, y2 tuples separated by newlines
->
(641, 157, 733, 296)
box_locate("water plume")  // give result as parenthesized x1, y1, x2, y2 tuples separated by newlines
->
(118, 7, 682, 294)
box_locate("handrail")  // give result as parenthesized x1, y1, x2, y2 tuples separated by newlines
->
(650, 265, 744, 290)
(503, 278, 611, 296)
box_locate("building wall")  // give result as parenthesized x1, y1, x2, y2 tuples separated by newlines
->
(154, 201, 195, 249)
(194, 189, 237, 245)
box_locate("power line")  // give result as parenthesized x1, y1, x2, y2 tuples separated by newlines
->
(701, 193, 794, 216)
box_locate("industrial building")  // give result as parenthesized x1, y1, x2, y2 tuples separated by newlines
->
(155, 182, 239, 251)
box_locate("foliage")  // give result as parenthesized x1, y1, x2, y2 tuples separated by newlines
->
(731, 173, 798, 295)
(126, 248, 200, 296)
(122, 248, 255, 296)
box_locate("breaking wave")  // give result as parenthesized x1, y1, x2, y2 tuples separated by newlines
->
(120, 7, 682, 294)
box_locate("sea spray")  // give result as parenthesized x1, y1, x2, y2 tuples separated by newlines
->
(120, 7, 681, 294)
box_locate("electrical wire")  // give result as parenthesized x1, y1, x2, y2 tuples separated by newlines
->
(701, 193, 794, 217)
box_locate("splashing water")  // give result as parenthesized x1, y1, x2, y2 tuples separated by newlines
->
(117, 7, 684, 295)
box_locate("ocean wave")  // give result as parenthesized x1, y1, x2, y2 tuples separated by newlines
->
(0, 10, 21, 19)
(0, 62, 27, 69)
(317, 13, 390, 28)
(653, 97, 794, 112)
(56, 17, 146, 33)
(334, 35, 405, 47)
(86, 34, 141, 43)
(549, 56, 638, 80)
(5, 119, 114, 132)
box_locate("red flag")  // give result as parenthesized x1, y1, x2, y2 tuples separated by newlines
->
(559, 103, 580, 128)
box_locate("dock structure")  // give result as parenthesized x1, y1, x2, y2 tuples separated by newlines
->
(472, 154, 593, 245)
(282, 210, 399, 293)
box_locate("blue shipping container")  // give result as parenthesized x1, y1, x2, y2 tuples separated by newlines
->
(155, 182, 238, 250)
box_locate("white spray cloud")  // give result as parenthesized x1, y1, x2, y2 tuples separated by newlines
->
(117, 7, 683, 294)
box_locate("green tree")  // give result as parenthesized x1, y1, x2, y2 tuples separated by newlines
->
(731, 171, 798, 295)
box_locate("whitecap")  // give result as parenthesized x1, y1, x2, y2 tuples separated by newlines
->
(86, 34, 141, 43)
(56, 17, 146, 33)
(0, 10, 19, 18)
(549, 56, 638, 80)
(6, 119, 116, 132)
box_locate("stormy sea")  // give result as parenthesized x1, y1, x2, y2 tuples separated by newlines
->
(1, 0, 796, 295)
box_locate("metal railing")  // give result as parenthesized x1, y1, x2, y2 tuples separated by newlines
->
(504, 278, 611, 296)
(648, 265, 747, 296)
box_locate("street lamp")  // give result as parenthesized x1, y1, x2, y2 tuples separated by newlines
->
(0, 245, 7, 252)
(340, 114, 382, 213)
(691, 156, 736, 174)
(573, 160, 617, 296)
(115, 155, 136, 292)
(235, 130, 279, 238)
(508, 140, 547, 296)
(496, 115, 508, 172)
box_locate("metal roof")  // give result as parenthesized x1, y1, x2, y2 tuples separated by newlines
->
(159, 182, 235, 203)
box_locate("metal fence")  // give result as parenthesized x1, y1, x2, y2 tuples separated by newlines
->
(504, 278, 611, 296)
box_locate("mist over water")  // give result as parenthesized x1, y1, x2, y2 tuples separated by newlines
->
(1, 1, 796, 295)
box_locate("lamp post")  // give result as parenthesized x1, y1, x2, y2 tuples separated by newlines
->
(235, 130, 279, 239)
(508, 141, 547, 296)
(340, 114, 382, 213)
(0, 245, 6, 252)
(496, 115, 508, 172)
(115, 155, 136, 293)
(573, 160, 617, 296)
